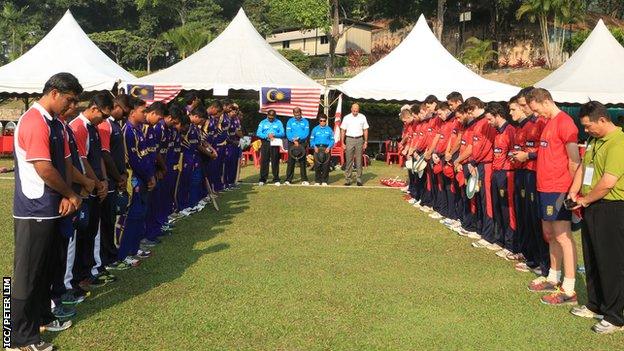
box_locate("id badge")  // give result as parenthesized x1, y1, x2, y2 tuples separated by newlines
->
(583, 164, 595, 186)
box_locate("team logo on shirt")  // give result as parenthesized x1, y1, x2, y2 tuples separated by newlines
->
(540, 141, 548, 148)
(461, 140, 466, 145)
(494, 147, 503, 154)
(526, 141, 535, 147)
(546, 206, 554, 216)
(499, 189, 505, 198)
(520, 189, 526, 198)
(473, 136, 479, 141)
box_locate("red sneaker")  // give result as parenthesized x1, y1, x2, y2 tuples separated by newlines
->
(541, 290, 578, 306)
(528, 277, 559, 292)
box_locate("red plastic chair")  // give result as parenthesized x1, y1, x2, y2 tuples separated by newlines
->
(242, 149, 260, 169)
(330, 141, 345, 165)
(384, 140, 403, 166)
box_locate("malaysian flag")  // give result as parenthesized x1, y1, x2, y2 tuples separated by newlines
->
(127, 84, 182, 105)
(259, 87, 321, 119)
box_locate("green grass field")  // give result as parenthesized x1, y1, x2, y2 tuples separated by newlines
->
(1, 161, 622, 350)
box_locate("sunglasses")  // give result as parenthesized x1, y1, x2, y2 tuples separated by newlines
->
(319, 120, 327, 122)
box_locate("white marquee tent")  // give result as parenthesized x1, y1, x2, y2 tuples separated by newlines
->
(536, 19, 624, 105)
(0, 10, 135, 95)
(132, 9, 323, 93)
(338, 15, 519, 102)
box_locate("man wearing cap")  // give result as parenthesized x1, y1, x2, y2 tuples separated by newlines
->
(568, 101, 624, 334)
(285, 107, 310, 185)
(310, 114, 335, 185)
(257, 109, 285, 185)
(340, 103, 369, 186)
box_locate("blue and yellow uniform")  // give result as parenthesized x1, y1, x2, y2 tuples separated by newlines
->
(224, 115, 242, 188)
(176, 124, 200, 211)
(144, 122, 163, 241)
(117, 120, 154, 260)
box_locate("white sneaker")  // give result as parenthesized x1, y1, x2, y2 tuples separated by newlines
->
(179, 208, 192, 216)
(466, 232, 481, 239)
(322, 182, 328, 186)
(400, 186, 409, 193)
(429, 212, 443, 219)
(408, 198, 417, 204)
(592, 320, 624, 334)
(301, 181, 309, 186)
(314, 182, 320, 186)
(495, 248, 511, 259)
(42, 319, 72, 332)
(472, 239, 490, 248)
(486, 243, 503, 251)
(571, 305, 604, 320)
(274, 181, 281, 186)
(258, 181, 265, 186)
(123, 256, 140, 266)
(421, 206, 433, 213)
(284, 181, 291, 185)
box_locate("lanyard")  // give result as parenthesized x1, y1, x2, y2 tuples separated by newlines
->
(588, 137, 610, 164)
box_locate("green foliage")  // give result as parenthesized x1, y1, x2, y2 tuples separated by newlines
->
(268, 0, 329, 30)
(162, 25, 212, 60)
(461, 37, 497, 74)
(278, 49, 312, 72)
(565, 26, 624, 52)
(0, 3, 30, 61)
(89, 29, 136, 64)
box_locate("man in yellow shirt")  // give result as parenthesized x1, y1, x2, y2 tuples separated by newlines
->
(568, 101, 624, 334)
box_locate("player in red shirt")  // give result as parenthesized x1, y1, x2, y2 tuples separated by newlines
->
(405, 104, 424, 204)
(452, 103, 480, 238)
(440, 92, 465, 230)
(527, 88, 581, 306)
(509, 90, 549, 276)
(418, 96, 439, 212)
(462, 98, 496, 249)
(485, 103, 517, 260)
(399, 108, 416, 202)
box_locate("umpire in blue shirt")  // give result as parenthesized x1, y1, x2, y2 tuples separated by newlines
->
(310, 114, 335, 185)
(256, 109, 285, 185)
(285, 107, 310, 185)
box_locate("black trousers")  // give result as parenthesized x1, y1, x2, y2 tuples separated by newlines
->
(259, 141, 280, 183)
(582, 200, 624, 327)
(50, 230, 70, 301)
(314, 153, 330, 183)
(72, 197, 100, 286)
(99, 191, 118, 267)
(286, 154, 308, 182)
(11, 218, 57, 347)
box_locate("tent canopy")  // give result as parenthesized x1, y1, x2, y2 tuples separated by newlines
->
(0, 10, 135, 95)
(536, 19, 624, 105)
(338, 15, 519, 102)
(132, 9, 323, 92)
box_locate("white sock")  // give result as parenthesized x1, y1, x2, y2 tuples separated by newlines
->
(547, 269, 561, 283)
(562, 277, 576, 295)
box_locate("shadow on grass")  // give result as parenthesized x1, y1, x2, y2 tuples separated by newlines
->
(49, 186, 256, 342)
(239, 163, 378, 185)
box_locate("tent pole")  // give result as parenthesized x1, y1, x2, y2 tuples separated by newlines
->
(323, 87, 330, 117)
(23, 97, 29, 111)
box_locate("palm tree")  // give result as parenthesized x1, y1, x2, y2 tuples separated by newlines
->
(461, 37, 497, 74)
(163, 26, 211, 60)
(516, 0, 584, 68)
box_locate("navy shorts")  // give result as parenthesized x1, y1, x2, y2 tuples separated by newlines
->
(539, 192, 571, 221)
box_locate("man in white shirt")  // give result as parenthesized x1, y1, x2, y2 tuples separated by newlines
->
(340, 103, 369, 186)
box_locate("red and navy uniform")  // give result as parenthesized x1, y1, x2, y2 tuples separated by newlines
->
(176, 124, 200, 211)
(537, 111, 579, 221)
(420, 114, 438, 207)
(437, 114, 462, 220)
(512, 115, 548, 275)
(117, 120, 154, 260)
(491, 122, 516, 252)
(459, 118, 478, 232)
(69, 114, 105, 285)
(96, 117, 123, 269)
(11, 103, 71, 348)
(409, 120, 426, 200)
(469, 114, 496, 243)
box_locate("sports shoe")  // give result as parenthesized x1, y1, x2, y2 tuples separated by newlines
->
(495, 249, 511, 259)
(258, 181, 265, 186)
(356, 181, 363, 186)
(429, 212, 443, 219)
(7, 341, 54, 351)
(472, 239, 490, 248)
(52, 305, 76, 319)
(61, 290, 88, 305)
(140, 238, 160, 247)
(283, 181, 291, 185)
(420, 206, 433, 213)
(571, 305, 604, 320)
(506, 253, 525, 261)
(301, 181, 309, 186)
(514, 262, 531, 273)
(136, 249, 152, 259)
(400, 186, 409, 193)
(192, 204, 204, 212)
(344, 181, 351, 186)
(592, 320, 624, 334)
(314, 182, 320, 186)
(486, 243, 503, 251)
(89, 276, 108, 288)
(98, 271, 117, 283)
(408, 198, 417, 204)
(123, 256, 141, 267)
(41, 319, 72, 332)
(274, 181, 281, 186)
(106, 261, 131, 271)
(528, 277, 559, 292)
(322, 182, 328, 186)
(541, 290, 577, 306)
(179, 208, 192, 216)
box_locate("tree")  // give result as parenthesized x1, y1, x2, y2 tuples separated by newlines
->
(163, 25, 211, 60)
(516, 0, 585, 69)
(461, 37, 497, 74)
(89, 29, 135, 64)
(278, 49, 312, 72)
(126, 37, 167, 73)
(0, 3, 29, 61)
(565, 26, 624, 52)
